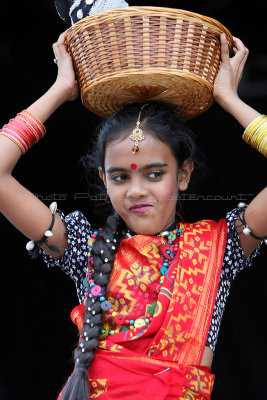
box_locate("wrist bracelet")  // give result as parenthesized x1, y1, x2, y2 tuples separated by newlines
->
(236, 202, 267, 244)
(26, 202, 60, 259)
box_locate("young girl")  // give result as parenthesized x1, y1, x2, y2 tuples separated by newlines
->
(0, 25, 266, 400)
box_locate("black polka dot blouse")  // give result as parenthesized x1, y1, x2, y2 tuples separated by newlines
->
(39, 207, 262, 352)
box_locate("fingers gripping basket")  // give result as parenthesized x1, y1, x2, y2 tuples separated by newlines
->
(66, 7, 233, 119)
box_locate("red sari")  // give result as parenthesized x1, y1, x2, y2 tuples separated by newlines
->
(61, 218, 227, 399)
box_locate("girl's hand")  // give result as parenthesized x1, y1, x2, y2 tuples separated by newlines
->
(213, 34, 249, 110)
(52, 31, 79, 102)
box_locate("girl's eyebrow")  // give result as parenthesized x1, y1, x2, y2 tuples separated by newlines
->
(106, 163, 168, 174)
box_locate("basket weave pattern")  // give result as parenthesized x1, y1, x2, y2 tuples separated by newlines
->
(66, 7, 233, 119)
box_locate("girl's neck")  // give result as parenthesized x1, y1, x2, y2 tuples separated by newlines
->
(124, 219, 178, 237)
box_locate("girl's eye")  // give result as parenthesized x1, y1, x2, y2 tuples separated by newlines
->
(110, 171, 164, 182)
(147, 171, 163, 179)
(110, 174, 128, 182)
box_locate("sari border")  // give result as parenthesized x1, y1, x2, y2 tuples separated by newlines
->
(177, 219, 228, 365)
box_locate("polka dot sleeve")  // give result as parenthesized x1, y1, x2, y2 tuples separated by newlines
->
(223, 207, 263, 280)
(206, 207, 263, 351)
(39, 209, 91, 303)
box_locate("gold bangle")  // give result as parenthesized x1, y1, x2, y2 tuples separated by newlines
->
(259, 135, 267, 153)
(242, 115, 267, 144)
(243, 115, 267, 156)
(252, 123, 267, 151)
(244, 114, 266, 133)
(259, 137, 267, 157)
(251, 125, 267, 149)
(244, 121, 265, 144)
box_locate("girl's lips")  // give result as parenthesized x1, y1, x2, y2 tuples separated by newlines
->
(129, 204, 153, 214)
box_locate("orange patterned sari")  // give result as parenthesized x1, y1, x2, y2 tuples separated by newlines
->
(62, 218, 227, 400)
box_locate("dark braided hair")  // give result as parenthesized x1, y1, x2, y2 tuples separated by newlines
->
(61, 211, 124, 400)
(61, 101, 206, 400)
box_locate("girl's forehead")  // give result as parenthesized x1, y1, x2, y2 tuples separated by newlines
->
(104, 133, 176, 167)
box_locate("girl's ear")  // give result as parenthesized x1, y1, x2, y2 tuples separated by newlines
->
(177, 159, 194, 191)
(98, 167, 106, 186)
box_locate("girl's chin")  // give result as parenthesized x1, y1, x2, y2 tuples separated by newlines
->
(125, 219, 168, 236)
(120, 208, 175, 235)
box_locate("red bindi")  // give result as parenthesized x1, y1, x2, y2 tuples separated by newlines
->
(130, 163, 137, 170)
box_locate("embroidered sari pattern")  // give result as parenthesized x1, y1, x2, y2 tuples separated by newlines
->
(101, 235, 170, 332)
(183, 366, 216, 398)
(67, 218, 227, 399)
(149, 220, 227, 365)
(89, 379, 108, 399)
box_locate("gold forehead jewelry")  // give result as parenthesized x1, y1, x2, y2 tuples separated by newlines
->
(130, 104, 148, 153)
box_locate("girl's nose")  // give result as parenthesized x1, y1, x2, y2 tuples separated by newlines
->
(126, 178, 149, 199)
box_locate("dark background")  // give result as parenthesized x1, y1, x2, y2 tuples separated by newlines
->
(0, 1, 266, 399)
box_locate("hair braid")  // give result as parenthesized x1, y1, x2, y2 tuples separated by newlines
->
(61, 211, 123, 400)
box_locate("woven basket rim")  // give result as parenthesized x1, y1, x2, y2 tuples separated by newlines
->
(67, 6, 233, 43)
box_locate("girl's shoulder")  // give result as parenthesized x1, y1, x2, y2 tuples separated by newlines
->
(59, 209, 92, 231)
(39, 208, 93, 269)
(179, 207, 246, 232)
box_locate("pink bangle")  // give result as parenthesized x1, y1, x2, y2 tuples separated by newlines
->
(16, 115, 40, 141)
(0, 110, 46, 154)
(2, 125, 28, 151)
(18, 111, 46, 139)
(8, 121, 33, 148)
(20, 110, 46, 137)
(12, 118, 39, 143)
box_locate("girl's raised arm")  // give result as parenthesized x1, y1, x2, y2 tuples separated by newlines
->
(0, 32, 79, 259)
(214, 34, 267, 259)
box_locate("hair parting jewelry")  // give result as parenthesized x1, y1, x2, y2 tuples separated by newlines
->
(0, 110, 46, 154)
(129, 104, 148, 153)
(242, 115, 267, 157)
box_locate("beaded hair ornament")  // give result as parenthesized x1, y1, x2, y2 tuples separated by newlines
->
(129, 104, 148, 153)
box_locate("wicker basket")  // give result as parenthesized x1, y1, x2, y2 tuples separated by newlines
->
(66, 7, 233, 119)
